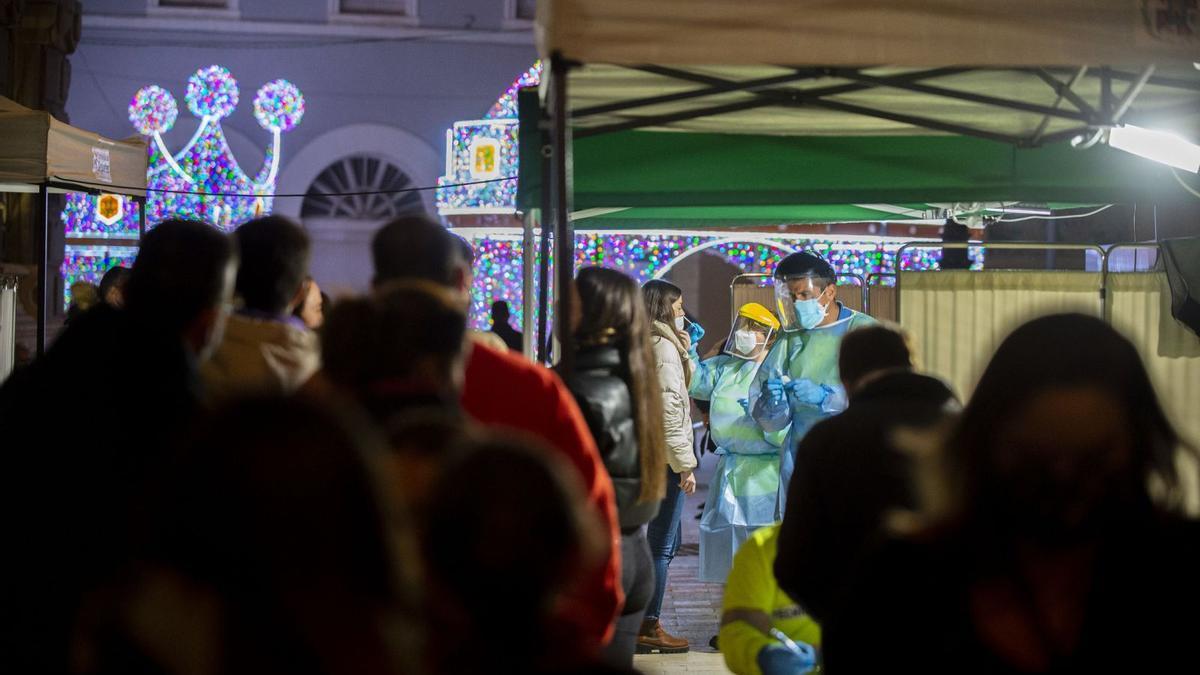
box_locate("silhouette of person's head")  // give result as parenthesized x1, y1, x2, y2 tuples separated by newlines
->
(124, 219, 238, 359)
(491, 300, 510, 322)
(839, 323, 916, 394)
(322, 281, 469, 419)
(423, 438, 604, 672)
(98, 265, 131, 308)
(940, 313, 1186, 543)
(119, 395, 417, 675)
(233, 215, 311, 316)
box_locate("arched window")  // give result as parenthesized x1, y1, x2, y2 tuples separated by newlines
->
(301, 155, 424, 219)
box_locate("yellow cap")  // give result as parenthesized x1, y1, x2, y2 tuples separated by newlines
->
(738, 302, 780, 330)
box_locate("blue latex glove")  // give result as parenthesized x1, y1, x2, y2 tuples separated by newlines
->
(758, 643, 817, 675)
(762, 378, 787, 406)
(737, 398, 750, 414)
(686, 319, 705, 345)
(785, 378, 834, 407)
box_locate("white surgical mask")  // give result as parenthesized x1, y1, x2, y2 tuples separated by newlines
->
(674, 316, 687, 331)
(733, 330, 758, 355)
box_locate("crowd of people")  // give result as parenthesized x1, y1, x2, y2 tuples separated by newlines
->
(1, 212, 1197, 675)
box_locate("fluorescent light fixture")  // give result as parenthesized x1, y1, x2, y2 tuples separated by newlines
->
(1108, 124, 1200, 173)
(984, 206, 1052, 216)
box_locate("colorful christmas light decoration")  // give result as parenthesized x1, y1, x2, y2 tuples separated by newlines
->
(436, 119, 520, 214)
(458, 232, 983, 330)
(60, 65, 306, 307)
(61, 245, 139, 308)
(436, 62, 540, 215)
(484, 61, 542, 120)
(186, 65, 239, 119)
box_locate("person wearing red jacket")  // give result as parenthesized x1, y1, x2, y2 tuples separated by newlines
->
(371, 216, 622, 658)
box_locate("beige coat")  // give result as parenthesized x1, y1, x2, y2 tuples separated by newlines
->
(200, 314, 320, 402)
(651, 320, 698, 474)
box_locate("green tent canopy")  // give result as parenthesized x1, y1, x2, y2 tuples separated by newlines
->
(519, 124, 1195, 219)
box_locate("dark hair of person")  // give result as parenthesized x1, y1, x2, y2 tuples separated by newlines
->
(641, 278, 683, 326)
(452, 233, 475, 267)
(292, 276, 313, 320)
(839, 323, 915, 388)
(423, 438, 603, 668)
(98, 265, 131, 304)
(491, 300, 510, 319)
(577, 266, 667, 503)
(371, 214, 464, 287)
(322, 281, 468, 416)
(124, 219, 237, 334)
(774, 251, 836, 289)
(233, 215, 311, 315)
(941, 313, 1188, 524)
(137, 395, 417, 675)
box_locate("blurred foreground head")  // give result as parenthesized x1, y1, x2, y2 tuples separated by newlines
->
(321, 281, 469, 419)
(423, 439, 605, 673)
(934, 313, 1187, 544)
(100, 396, 417, 675)
(124, 219, 238, 359)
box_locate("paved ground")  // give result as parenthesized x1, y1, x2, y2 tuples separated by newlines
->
(633, 450, 734, 674)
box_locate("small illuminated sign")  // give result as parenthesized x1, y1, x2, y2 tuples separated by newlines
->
(95, 193, 124, 226)
(469, 137, 501, 180)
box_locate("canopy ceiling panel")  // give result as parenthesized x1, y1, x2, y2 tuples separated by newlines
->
(540, 0, 1200, 67)
(0, 96, 147, 194)
(564, 65, 1200, 142)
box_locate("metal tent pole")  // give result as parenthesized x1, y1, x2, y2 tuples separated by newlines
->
(549, 53, 575, 375)
(35, 183, 49, 356)
(521, 209, 536, 359)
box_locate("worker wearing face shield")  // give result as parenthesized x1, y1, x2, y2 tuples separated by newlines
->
(749, 252, 876, 517)
(689, 303, 787, 583)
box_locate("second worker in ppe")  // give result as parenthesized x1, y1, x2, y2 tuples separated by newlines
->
(750, 252, 876, 517)
(690, 302, 787, 583)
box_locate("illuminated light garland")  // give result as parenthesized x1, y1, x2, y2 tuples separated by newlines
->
(254, 79, 305, 132)
(457, 233, 984, 331)
(186, 65, 239, 119)
(61, 66, 305, 307)
(128, 85, 178, 136)
(484, 61, 542, 120)
(437, 62, 541, 215)
(61, 245, 139, 308)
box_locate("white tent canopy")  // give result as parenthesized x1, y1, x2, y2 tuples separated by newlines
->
(540, 0, 1200, 68)
(0, 96, 147, 194)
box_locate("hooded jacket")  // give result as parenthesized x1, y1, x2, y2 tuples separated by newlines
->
(650, 321, 698, 474)
(200, 313, 320, 402)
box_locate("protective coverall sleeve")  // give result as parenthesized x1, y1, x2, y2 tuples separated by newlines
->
(688, 355, 723, 401)
(750, 343, 791, 434)
(720, 536, 778, 675)
(653, 339, 699, 473)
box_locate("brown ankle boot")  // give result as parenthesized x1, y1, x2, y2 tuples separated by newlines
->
(635, 618, 689, 654)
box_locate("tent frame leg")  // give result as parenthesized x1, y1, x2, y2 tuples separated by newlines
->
(35, 183, 48, 357)
(548, 52, 575, 375)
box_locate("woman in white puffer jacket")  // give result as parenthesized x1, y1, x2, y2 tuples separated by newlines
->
(637, 279, 700, 654)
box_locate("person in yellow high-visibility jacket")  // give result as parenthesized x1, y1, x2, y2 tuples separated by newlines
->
(719, 523, 820, 675)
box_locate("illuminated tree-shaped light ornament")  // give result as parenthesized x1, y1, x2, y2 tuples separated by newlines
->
(60, 66, 306, 307)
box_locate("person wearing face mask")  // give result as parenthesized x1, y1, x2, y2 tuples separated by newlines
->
(639, 278, 699, 654)
(750, 252, 875, 517)
(688, 303, 786, 585)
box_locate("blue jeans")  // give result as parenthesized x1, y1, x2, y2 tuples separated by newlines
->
(644, 466, 685, 621)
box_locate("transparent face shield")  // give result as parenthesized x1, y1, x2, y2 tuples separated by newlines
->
(774, 274, 830, 332)
(722, 315, 775, 360)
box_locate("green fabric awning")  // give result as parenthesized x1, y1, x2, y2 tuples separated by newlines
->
(519, 125, 1194, 216)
